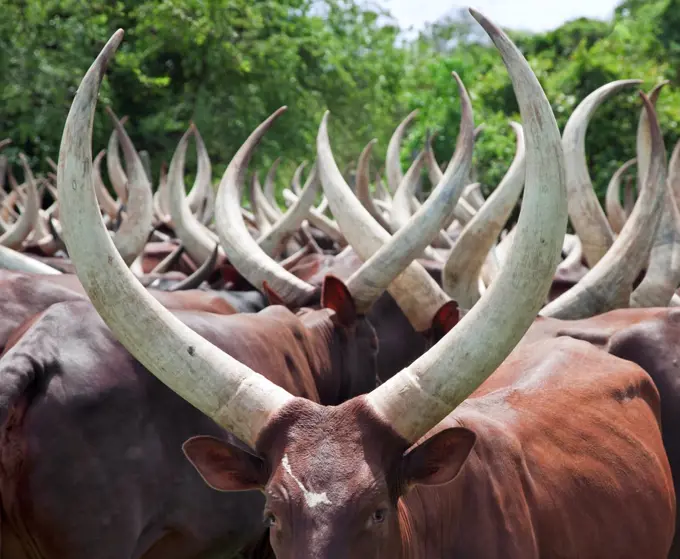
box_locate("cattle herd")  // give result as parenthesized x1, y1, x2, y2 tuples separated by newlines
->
(1, 7, 680, 559)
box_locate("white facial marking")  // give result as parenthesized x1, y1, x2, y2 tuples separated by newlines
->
(281, 454, 332, 508)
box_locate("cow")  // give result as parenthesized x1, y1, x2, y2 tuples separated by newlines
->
(0, 269, 269, 351)
(286, 249, 430, 381)
(520, 306, 680, 558)
(0, 276, 380, 559)
(53, 10, 675, 559)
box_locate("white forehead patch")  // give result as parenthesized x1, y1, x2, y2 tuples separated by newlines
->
(281, 454, 332, 508)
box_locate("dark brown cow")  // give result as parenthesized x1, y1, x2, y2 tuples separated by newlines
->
(54, 12, 675, 559)
(286, 250, 431, 381)
(0, 285, 377, 559)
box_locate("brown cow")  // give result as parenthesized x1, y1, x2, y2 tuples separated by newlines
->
(0, 270, 263, 351)
(188, 337, 674, 559)
(521, 307, 680, 558)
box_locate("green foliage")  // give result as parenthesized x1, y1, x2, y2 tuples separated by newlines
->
(1, 0, 405, 185)
(2, 0, 680, 206)
(402, 1, 680, 204)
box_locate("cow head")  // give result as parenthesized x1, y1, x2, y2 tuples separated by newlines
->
(58, 8, 566, 559)
(184, 397, 475, 558)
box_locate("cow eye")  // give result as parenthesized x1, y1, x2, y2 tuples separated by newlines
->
(371, 508, 387, 524)
(264, 512, 277, 527)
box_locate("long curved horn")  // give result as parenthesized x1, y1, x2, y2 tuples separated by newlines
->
(605, 158, 636, 234)
(365, 9, 567, 443)
(443, 121, 526, 309)
(258, 164, 319, 257)
(250, 174, 273, 234)
(0, 244, 62, 274)
(356, 140, 391, 231)
(562, 79, 640, 267)
(263, 157, 282, 209)
(105, 110, 130, 203)
(630, 86, 680, 308)
(380, 149, 446, 262)
(153, 162, 170, 224)
(669, 139, 680, 205)
(409, 193, 454, 249)
(637, 82, 668, 187)
(167, 125, 225, 265)
(185, 125, 214, 222)
(253, 172, 283, 224)
(107, 110, 154, 266)
(291, 161, 307, 195)
(389, 151, 426, 230)
(0, 155, 40, 250)
(629, 181, 680, 307)
(194, 127, 215, 225)
(385, 110, 418, 194)
(319, 73, 474, 326)
(541, 92, 666, 319)
(93, 149, 120, 220)
(425, 134, 477, 230)
(58, 29, 293, 449)
(168, 244, 219, 292)
(215, 108, 316, 306)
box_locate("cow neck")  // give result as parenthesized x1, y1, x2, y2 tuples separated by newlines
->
(296, 308, 345, 405)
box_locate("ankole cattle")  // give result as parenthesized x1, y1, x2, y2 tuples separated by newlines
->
(0, 285, 381, 558)
(46, 9, 675, 559)
(0, 22, 471, 559)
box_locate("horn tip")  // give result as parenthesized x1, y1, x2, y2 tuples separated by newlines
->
(469, 8, 491, 28)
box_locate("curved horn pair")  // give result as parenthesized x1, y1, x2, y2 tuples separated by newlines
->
(59, 10, 566, 449)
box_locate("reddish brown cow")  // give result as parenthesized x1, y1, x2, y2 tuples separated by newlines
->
(186, 337, 674, 559)
(521, 307, 680, 558)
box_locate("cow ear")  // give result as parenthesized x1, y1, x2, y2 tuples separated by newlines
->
(430, 301, 460, 342)
(321, 275, 357, 327)
(402, 427, 475, 487)
(262, 281, 288, 308)
(183, 435, 268, 492)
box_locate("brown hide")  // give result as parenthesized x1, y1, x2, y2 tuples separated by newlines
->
(0, 297, 378, 559)
(522, 307, 680, 558)
(185, 336, 674, 558)
(287, 250, 438, 382)
(0, 271, 240, 351)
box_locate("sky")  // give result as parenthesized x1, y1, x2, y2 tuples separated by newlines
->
(377, 0, 622, 33)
